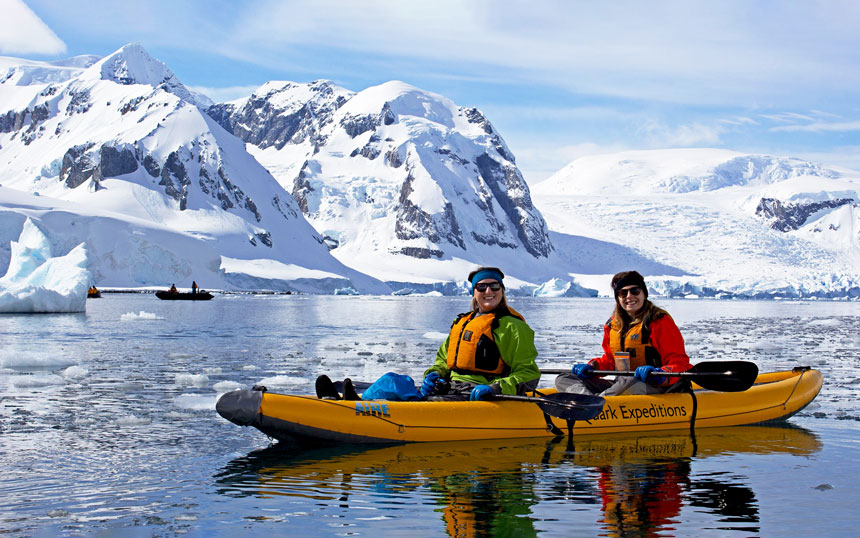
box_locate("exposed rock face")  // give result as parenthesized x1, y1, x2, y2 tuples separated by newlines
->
(474, 153, 552, 257)
(96, 145, 138, 180)
(756, 197, 855, 231)
(60, 144, 97, 188)
(208, 81, 351, 151)
(394, 170, 465, 252)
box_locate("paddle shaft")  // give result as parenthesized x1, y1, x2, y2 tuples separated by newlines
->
(541, 369, 729, 378)
(540, 360, 759, 392)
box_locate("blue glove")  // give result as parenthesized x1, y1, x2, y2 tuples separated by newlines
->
(469, 384, 494, 401)
(571, 363, 594, 379)
(420, 372, 442, 397)
(634, 365, 666, 385)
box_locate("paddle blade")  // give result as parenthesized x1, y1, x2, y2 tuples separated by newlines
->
(687, 360, 759, 392)
(536, 393, 605, 421)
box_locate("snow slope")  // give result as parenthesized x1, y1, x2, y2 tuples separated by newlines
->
(532, 149, 860, 298)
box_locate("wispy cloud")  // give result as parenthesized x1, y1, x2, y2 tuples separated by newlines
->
(0, 0, 66, 55)
(771, 120, 860, 133)
(218, 0, 860, 107)
(639, 120, 724, 148)
(187, 85, 259, 104)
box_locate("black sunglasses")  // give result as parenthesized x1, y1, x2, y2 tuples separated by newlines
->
(617, 286, 642, 298)
(475, 282, 502, 292)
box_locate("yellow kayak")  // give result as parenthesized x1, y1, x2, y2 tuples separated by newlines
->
(216, 367, 822, 443)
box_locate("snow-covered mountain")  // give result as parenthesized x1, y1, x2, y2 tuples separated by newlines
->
(532, 148, 860, 298)
(208, 80, 569, 291)
(0, 44, 388, 294)
(3, 44, 859, 298)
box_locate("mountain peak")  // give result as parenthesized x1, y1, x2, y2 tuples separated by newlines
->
(82, 43, 211, 107)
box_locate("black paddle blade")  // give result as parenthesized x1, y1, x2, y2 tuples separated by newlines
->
(537, 393, 605, 421)
(493, 393, 605, 421)
(687, 360, 759, 392)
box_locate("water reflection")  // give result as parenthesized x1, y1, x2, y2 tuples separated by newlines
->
(215, 425, 820, 536)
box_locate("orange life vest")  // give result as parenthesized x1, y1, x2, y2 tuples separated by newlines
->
(446, 307, 525, 376)
(607, 310, 668, 369)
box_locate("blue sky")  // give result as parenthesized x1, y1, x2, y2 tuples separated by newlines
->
(2, 0, 859, 182)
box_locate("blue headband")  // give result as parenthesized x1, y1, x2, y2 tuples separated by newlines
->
(470, 269, 504, 292)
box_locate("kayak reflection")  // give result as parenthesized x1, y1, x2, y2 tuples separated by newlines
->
(215, 425, 820, 537)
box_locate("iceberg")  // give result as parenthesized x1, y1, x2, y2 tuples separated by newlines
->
(0, 218, 91, 313)
(532, 277, 599, 298)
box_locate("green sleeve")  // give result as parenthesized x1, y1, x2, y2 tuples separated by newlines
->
(424, 335, 452, 379)
(491, 317, 540, 395)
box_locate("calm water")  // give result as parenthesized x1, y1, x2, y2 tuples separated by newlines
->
(1, 294, 859, 537)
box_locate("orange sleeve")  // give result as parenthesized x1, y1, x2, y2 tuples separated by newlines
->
(650, 315, 691, 381)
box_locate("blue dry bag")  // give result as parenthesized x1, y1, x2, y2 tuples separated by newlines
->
(361, 372, 422, 401)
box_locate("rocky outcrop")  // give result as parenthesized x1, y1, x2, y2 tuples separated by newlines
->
(755, 197, 855, 231)
(60, 144, 97, 188)
(394, 170, 466, 252)
(474, 153, 552, 257)
(95, 145, 138, 179)
(208, 80, 349, 150)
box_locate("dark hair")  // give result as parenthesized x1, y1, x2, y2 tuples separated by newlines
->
(610, 271, 648, 297)
(610, 271, 658, 331)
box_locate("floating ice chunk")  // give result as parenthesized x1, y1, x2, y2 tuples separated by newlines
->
(121, 311, 164, 321)
(0, 352, 75, 369)
(164, 411, 194, 420)
(241, 365, 258, 370)
(10, 374, 65, 387)
(213, 380, 243, 392)
(745, 341, 784, 353)
(257, 375, 306, 387)
(175, 373, 209, 387)
(0, 218, 90, 313)
(116, 414, 152, 426)
(806, 318, 839, 327)
(174, 393, 218, 410)
(334, 287, 359, 295)
(422, 331, 448, 340)
(61, 365, 89, 379)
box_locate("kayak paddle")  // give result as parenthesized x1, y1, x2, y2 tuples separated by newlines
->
(541, 360, 759, 392)
(334, 380, 605, 420)
(492, 393, 605, 421)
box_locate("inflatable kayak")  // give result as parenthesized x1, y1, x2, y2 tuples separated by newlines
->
(155, 291, 213, 300)
(216, 366, 822, 444)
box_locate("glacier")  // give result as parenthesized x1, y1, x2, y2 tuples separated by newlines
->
(533, 148, 860, 299)
(0, 218, 90, 313)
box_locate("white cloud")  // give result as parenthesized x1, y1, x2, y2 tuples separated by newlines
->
(760, 112, 816, 124)
(639, 120, 724, 148)
(771, 120, 860, 133)
(186, 85, 259, 104)
(219, 0, 860, 107)
(0, 0, 66, 55)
